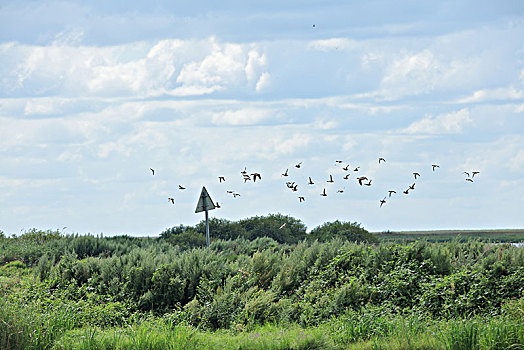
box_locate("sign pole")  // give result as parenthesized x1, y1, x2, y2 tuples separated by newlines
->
(195, 186, 216, 249)
(205, 209, 210, 247)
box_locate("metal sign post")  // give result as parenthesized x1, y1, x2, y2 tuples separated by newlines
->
(195, 186, 216, 248)
(205, 209, 210, 247)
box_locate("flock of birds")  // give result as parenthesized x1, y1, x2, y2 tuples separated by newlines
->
(149, 158, 480, 210)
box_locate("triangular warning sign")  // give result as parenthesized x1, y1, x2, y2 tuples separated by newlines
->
(195, 186, 216, 213)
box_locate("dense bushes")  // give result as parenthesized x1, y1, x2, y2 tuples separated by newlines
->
(0, 221, 523, 334)
(160, 214, 373, 246)
(309, 220, 378, 243)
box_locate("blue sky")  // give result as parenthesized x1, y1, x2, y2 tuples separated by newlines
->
(1, 1, 523, 236)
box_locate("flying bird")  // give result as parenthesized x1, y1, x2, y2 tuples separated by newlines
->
(409, 183, 415, 190)
(320, 188, 327, 196)
(292, 184, 298, 192)
(215, 202, 221, 208)
(178, 185, 186, 190)
(342, 165, 350, 171)
(337, 188, 345, 193)
(279, 223, 287, 229)
(413, 172, 420, 179)
(354, 167, 360, 172)
(357, 176, 368, 186)
(380, 197, 386, 207)
(463, 171, 470, 177)
(343, 173, 351, 180)
(378, 157, 386, 164)
(472, 171, 480, 177)
(251, 173, 262, 182)
(364, 179, 372, 186)
(295, 162, 302, 168)
(241, 167, 247, 175)
(403, 189, 410, 194)
(327, 175, 334, 183)
(466, 178, 474, 182)
(168, 197, 174, 204)
(432, 164, 439, 171)
(308, 177, 314, 185)
(233, 193, 241, 197)
(298, 196, 305, 202)
(335, 160, 343, 164)
(243, 174, 251, 182)
(282, 169, 289, 177)
(218, 176, 226, 182)
(388, 190, 396, 197)
(150, 168, 155, 175)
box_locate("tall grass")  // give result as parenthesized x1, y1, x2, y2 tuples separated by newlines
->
(441, 320, 480, 350)
(0, 297, 79, 350)
(53, 320, 197, 350)
(49, 313, 524, 350)
(54, 321, 332, 350)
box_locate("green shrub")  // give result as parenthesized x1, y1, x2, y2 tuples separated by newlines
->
(309, 220, 378, 243)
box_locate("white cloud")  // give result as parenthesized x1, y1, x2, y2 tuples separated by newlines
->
(24, 99, 61, 115)
(57, 149, 83, 162)
(307, 38, 359, 51)
(456, 135, 524, 177)
(342, 136, 358, 152)
(245, 49, 267, 83)
(211, 108, 274, 126)
(176, 42, 246, 91)
(87, 40, 181, 95)
(313, 119, 338, 130)
(510, 149, 524, 172)
(404, 108, 472, 134)
(361, 52, 383, 70)
(52, 29, 85, 46)
(1, 38, 269, 98)
(270, 133, 312, 155)
(457, 87, 524, 103)
(362, 23, 524, 104)
(255, 72, 271, 92)
(380, 50, 441, 97)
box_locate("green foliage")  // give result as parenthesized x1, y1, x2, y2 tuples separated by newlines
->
(160, 213, 308, 245)
(1, 222, 524, 349)
(196, 218, 247, 241)
(0, 260, 29, 277)
(238, 213, 307, 243)
(309, 220, 378, 243)
(19, 228, 61, 243)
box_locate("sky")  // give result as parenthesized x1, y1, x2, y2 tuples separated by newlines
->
(1, 0, 523, 236)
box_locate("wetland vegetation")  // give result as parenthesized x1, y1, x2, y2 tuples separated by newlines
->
(1, 215, 522, 349)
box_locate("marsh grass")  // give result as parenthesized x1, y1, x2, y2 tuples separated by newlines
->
(439, 317, 524, 350)
(0, 296, 80, 350)
(53, 320, 197, 350)
(54, 322, 331, 350)
(47, 313, 524, 350)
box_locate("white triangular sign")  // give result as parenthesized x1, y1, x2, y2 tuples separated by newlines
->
(195, 186, 216, 213)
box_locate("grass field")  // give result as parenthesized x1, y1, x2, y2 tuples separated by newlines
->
(377, 229, 524, 243)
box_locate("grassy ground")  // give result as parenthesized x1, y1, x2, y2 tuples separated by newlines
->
(49, 313, 524, 350)
(377, 229, 524, 243)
